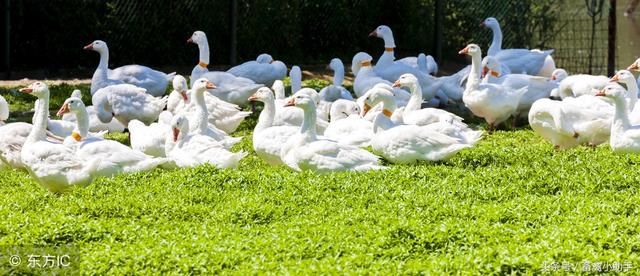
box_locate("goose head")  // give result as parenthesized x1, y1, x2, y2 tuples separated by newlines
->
(56, 97, 84, 117)
(458, 44, 482, 57)
(368, 25, 396, 48)
(328, 58, 344, 72)
(627, 58, 640, 71)
(481, 17, 500, 29)
(550, 69, 568, 81)
(19, 82, 49, 99)
(256, 53, 274, 64)
(83, 40, 108, 53)
(294, 88, 320, 105)
(596, 83, 627, 101)
(187, 31, 207, 45)
(392, 73, 419, 89)
(172, 75, 190, 102)
(170, 114, 190, 142)
(351, 52, 373, 76)
(192, 78, 216, 93)
(362, 87, 395, 116)
(330, 99, 360, 121)
(610, 70, 636, 85)
(481, 56, 501, 78)
(248, 87, 275, 103)
(284, 94, 314, 110)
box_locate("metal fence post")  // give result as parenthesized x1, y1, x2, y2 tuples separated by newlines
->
(230, 0, 238, 66)
(433, 0, 443, 64)
(4, 0, 10, 79)
(608, 0, 616, 76)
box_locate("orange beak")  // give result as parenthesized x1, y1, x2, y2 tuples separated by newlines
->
(83, 43, 93, 50)
(392, 80, 401, 88)
(172, 128, 180, 142)
(482, 67, 489, 78)
(205, 81, 216, 89)
(610, 74, 620, 82)
(248, 95, 258, 102)
(458, 47, 469, 55)
(284, 97, 295, 107)
(627, 63, 639, 71)
(180, 91, 188, 102)
(551, 75, 557, 81)
(368, 30, 377, 37)
(363, 103, 371, 115)
(19, 87, 33, 94)
(595, 89, 606, 97)
(56, 103, 70, 116)
(187, 37, 193, 43)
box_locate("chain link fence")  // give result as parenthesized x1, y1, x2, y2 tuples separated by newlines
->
(1, 0, 615, 78)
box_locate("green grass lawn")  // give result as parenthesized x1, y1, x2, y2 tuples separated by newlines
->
(1, 83, 639, 274)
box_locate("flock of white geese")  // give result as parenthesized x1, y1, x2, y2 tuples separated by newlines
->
(1, 17, 640, 193)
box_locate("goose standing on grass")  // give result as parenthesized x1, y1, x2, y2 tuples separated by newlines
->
(280, 94, 385, 173)
(596, 84, 640, 153)
(481, 56, 556, 121)
(551, 69, 609, 99)
(92, 84, 168, 126)
(167, 75, 250, 134)
(18, 82, 100, 193)
(84, 40, 174, 96)
(0, 95, 8, 125)
(248, 87, 299, 165)
(227, 53, 287, 87)
(319, 58, 354, 102)
(57, 96, 171, 177)
(392, 74, 467, 127)
(459, 44, 527, 131)
(59, 90, 125, 133)
(363, 88, 478, 164)
(481, 17, 556, 77)
(187, 31, 263, 106)
(324, 99, 374, 148)
(165, 115, 246, 169)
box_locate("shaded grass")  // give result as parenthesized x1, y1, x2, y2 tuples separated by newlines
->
(0, 83, 639, 274)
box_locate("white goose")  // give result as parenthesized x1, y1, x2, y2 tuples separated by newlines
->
(182, 78, 242, 149)
(324, 99, 374, 148)
(392, 73, 467, 127)
(596, 84, 640, 153)
(626, 58, 640, 88)
(227, 53, 287, 87)
(59, 90, 125, 133)
(610, 70, 640, 117)
(482, 17, 556, 77)
(129, 111, 173, 157)
(363, 88, 478, 164)
(18, 82, 100, 193)
(552, 69, 609, 99)
(165, 115, 246, 169)
(280, 94, 385, 173)
(351, 52, 411, 105)
(248, 87, 299, 165)
(167, 75, 250, 134)
(56, 96, 170, 177)
(318, 58, 354, 102)
(187, 31, 263, 106)
(459, 44, 527, 131)
(481, 56, 556, 120)
(0, 94, 8, 125)
(397, 53, 438, 76)
(84, 40, 174, 96)
(92, 84, 168, 126)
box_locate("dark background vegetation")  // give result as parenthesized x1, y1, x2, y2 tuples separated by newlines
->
(1, 0, 562, 78)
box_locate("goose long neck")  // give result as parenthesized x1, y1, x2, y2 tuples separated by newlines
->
(466, 52, 482, 91)
(488, 24, 502, 56)
(26, 95, 49, 143)
(626, 79, 638, 111)
(198, 40, 210, 65)
(193, 89, 208, 132)
(255, 98, 275, 133)
(613, 97, 631, 130)
(74, 107, 90, 138)
(97, 48, 109, 71)
(381, 96, 397, 113)
(405, 82, 423, 112)
(300, 105, 318, 140)
(333, 66, 345, 86)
